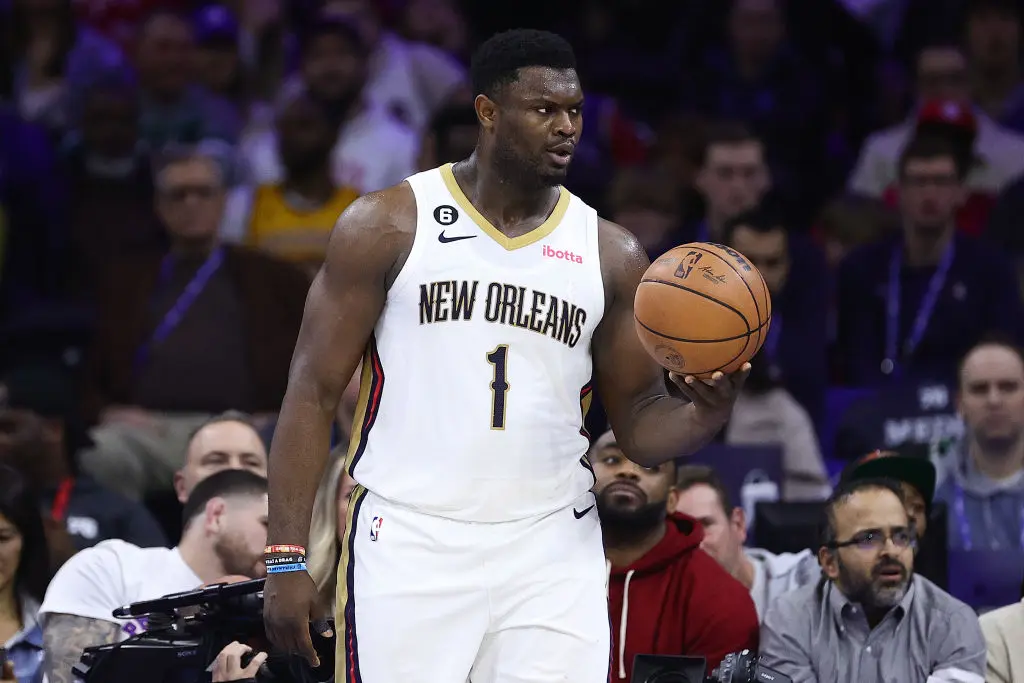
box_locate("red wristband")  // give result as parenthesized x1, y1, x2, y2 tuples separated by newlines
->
(264, 544, 306, 556)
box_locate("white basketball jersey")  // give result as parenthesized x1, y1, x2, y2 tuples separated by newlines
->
(346, 163, 605, 522)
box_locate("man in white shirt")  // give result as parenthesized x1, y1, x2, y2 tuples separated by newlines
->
(38, 469, 269, 683)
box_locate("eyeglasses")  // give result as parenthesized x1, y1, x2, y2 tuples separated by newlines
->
(827, 527, 917, 552)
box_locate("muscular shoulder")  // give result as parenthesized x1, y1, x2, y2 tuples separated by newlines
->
(326, 181, 418, 285)
(596, 217, 650, 308)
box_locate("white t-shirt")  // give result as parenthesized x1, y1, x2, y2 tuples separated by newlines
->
(39, 540, 202, 640)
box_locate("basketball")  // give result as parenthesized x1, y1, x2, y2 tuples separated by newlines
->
(634, 242, 772, 379)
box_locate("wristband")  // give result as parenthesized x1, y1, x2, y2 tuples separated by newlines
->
(264, 554, 306, 567)
(266, 562, 308, 574)
(264, 544, 306, 556)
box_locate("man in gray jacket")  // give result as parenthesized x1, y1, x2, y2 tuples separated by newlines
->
(672, 465, 820, 620)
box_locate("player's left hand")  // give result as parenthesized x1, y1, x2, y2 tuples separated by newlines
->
(669, 363, 751, 419)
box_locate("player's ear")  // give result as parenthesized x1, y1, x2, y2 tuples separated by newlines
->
(475, 94, 498, 131)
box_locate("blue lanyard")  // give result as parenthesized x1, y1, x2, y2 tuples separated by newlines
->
(134, 247, 225, 372)
(953, 483, 1024, 550)
(764, 315, 782, 359)
(695, 221, 709, 243)
(881, 242, 955, 376)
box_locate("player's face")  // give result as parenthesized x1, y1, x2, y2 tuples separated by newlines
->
(821, 488, 913, 610)
(899, 156, 964, 234)
(728, 225, 790, 295)
(489, 66, 583, 187)
(958, 344, 1024, 449)
(592, 443, 672, 530)
(670, 484, 746, 576)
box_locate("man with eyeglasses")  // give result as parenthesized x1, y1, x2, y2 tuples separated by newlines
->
(759, 477, 984, 683)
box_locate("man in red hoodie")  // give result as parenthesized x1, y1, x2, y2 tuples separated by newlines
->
(592, 430, 759, 682)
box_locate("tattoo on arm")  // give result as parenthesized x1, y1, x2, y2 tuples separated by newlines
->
(42, 613, 120, 683)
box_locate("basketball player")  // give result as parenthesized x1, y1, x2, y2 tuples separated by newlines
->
(263, 29, 750, 683)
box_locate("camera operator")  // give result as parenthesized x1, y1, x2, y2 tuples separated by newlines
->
(37, 470, 268, 683)
(210, 641, 268, 683)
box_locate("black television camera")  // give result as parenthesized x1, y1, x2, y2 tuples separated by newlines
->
(72, 579, 335, 683)
(632, 650, 793, 683)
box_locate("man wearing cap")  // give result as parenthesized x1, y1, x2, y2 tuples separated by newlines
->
(849, 44, 1024, 227)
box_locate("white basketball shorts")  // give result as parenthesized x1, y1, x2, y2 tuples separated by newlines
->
(336, 485, 610, 683)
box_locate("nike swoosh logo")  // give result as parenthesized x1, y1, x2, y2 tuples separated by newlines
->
(438, 232, 476, 243)
(573, 505, 595, 519)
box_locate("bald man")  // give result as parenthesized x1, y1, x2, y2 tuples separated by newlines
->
(173, 411, 269, 504)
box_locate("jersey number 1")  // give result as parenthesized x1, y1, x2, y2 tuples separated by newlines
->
(486, 344, 510, 430)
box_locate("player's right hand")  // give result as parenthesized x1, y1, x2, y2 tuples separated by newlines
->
(263, 570, 323, 667)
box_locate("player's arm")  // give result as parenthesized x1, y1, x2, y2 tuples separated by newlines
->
(267, 187, 414, 548)
(263, 187, 414, 664)
(592, 220, 747, 468)
(41, 613, 120, 683)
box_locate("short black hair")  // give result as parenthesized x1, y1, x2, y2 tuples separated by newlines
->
(697, 122, 761, 167)
(898, 133, 970, 181)
(722, 206, 786, 245)
(822, 477, 905, 547)
(674, 464, 733, 513)
(181, 469, 267, 530)
(470, 29, 576, 99)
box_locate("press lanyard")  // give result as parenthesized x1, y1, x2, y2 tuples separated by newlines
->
(953, 483, 1024, 550)
(881, 243, 955, 376)
(134, 247, 225, 372)
(51, 477, 74, 522)
(764, 316, 781, 359)
(695, 221, 709, 243)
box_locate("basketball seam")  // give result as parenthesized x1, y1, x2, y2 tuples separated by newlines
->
(698, 244, 762, 329)
(634, 314, 770, 344)
(639, 277, 751, 331)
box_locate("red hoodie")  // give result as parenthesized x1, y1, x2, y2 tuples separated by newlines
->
(607, 513, 759, 682)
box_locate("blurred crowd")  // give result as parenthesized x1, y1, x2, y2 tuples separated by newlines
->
(3, 0, 1024, 681)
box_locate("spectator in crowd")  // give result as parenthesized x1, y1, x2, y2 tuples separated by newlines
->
(836, 133, 1023, 386)
(192, 5, 245, 108)
(173, 411, 269, 505)
(690, 123, 771, 244)
(0, 464, 51, 683)
(38, 469, 268, 683)
(9, 0, 125, 135)
(935, 338, 1024, 550)
(134, 10, 241, 148)
(848, 44, 1024, 221)
(671, 465, 821, 621)
(760, 477, 985, 682)
(80, 146, 309, 501)
(979, 586, 1024, 683)
(222, 91, 359, 273)
(398, 0, 471, 62)
(840, 449, 947, 587)
(965, 0, 1024, 133)
(591, 431, 759, 680)
(723, 207, 827, 428)
(241, 13, 418, 194)
(59, 68, 166, 294)
(681, 0, 829, 212)
(0, 358, 167, 555)
(815, 195, 897, 270)
(417, 102, 478, 171)
(607, 165, 684, 259)
(307, 448, 357, 616)
(0, 106, 71, 320)
(319, 0, 469, 132)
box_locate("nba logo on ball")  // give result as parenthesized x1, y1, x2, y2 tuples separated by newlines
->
(369, 516, 383, 541)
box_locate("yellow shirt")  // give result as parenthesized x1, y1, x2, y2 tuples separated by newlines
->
(246, 184, 359, 268)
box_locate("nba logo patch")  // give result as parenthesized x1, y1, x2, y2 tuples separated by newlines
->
(369, 516, 383, 541)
